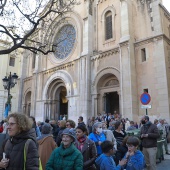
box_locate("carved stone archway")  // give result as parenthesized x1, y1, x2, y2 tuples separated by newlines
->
(92, 67, 121, 117)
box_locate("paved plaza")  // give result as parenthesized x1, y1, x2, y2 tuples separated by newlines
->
(157, 143, 170, 169)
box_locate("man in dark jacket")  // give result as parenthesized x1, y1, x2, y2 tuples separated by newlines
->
(78, 116, 86, 127)
(140, 115, 160, 170)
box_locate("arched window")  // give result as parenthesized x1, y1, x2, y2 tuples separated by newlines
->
(105, 11, 112, 40)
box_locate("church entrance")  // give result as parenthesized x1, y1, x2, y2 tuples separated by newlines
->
(45, 79, 68, 120)
(59, 87, 68, 120)
(24, 91, 31, 116)
(97, 73, 120, 115)
(105, 92, 119, 114)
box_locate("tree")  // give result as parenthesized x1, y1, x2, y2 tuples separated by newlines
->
(0, 0, 78, 55)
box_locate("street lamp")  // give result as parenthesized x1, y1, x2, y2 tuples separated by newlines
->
(2, 72, 18, 117)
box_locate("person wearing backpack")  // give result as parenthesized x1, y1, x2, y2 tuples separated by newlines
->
(0, 113, 40, 170)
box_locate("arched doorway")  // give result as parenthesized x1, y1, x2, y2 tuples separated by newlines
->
(45, 79, 68, 120)
(97, 74, 120, 115)
(59, 86, 68, 119)
(24, 91, 31, 116)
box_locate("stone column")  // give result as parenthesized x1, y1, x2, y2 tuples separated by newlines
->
(92, 94, 98, 117)
(103, 93, 106, 113)
(117, 90, 122, 116)
(120, 0, 130, 42)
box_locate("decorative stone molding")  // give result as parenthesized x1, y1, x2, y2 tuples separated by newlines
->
(42, 70, 74, 100)
(159, 3, 170, 21)
(92, 66, 120, 87)
(23, 76, 33, 82)
(119, 41, 129, 47)
(134, 34, 168, 47)
(43, 62, 74, 75)
(98, 0, 107, 3)
(91, 48, 119, 61)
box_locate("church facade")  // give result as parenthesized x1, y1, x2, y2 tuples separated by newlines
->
(19, 0, 170, 123)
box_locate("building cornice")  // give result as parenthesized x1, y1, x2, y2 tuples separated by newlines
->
(119, 40, 129, 47)
(159, 3, 170, 21)
(43, 61, 74, 75)
(23, 76, 33, 82)
(91, 47, 119, 61)
(135, 34, 170, 47)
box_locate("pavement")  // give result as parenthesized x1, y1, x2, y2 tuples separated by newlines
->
(157, 143, 170, 169)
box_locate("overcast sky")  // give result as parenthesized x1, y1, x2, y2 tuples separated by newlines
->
(163, 0, 170, 12)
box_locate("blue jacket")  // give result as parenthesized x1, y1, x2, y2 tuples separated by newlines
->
(124, 150, 145, 170)
(95, 153, 121, 170)
(89, 132, 106, 155)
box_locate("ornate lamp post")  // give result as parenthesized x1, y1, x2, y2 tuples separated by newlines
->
(2, 72, 18, 117)
(0, 0, 7, 15)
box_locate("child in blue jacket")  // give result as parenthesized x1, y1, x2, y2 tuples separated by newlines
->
(95, 140, 127, 170)
(124, 136, 145, 170)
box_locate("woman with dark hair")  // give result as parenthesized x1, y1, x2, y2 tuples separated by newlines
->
(113, 121, 127, 165)
(113, 121, 127, 146)
(0, 113, 39, 170)
(66, 119, 76, 129)
(75, 125, 97, 170)
(29, 116, 41, 138)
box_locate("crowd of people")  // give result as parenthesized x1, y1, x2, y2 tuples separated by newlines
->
(0, 112, 170, 170)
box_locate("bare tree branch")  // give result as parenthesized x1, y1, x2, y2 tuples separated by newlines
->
(0, 0, 78, 55)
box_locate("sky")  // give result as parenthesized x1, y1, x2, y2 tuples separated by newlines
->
(163, 0, 170, 12)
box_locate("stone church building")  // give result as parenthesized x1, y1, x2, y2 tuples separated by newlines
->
(18, 0, 170, 123)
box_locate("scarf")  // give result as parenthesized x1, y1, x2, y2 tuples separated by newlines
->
(77, 135, 86, 151)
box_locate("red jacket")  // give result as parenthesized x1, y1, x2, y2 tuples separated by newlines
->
(0, 126, 3, 133)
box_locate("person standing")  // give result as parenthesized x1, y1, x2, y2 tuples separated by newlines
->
(124, 136, 145, 170)
(89, 122, 106, 156)
(95, 140, 126, 170)
(125, 118, 130, 131)
(140, 115, 160, 170)
(2, 119, 8, 134)
(0, 113, 39, 170)
(157, 119, 170, 154)
(78, 116, 86, 127)
(29, 116, 41, 138)
(37, 123, 57, 170)
(113, 121, 126, 148)
(66, 119, 76, 129)
(0, 120, 4, 133)
(46, 128, 83, 170)
(127, 121, 137, 131)
(75, 125, 97, 170)
(56, 120, 66, 146)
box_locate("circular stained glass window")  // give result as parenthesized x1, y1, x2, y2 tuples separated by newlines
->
(54, 25, 76, 59)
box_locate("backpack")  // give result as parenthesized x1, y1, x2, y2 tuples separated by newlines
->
(24, 139, 42, 170)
